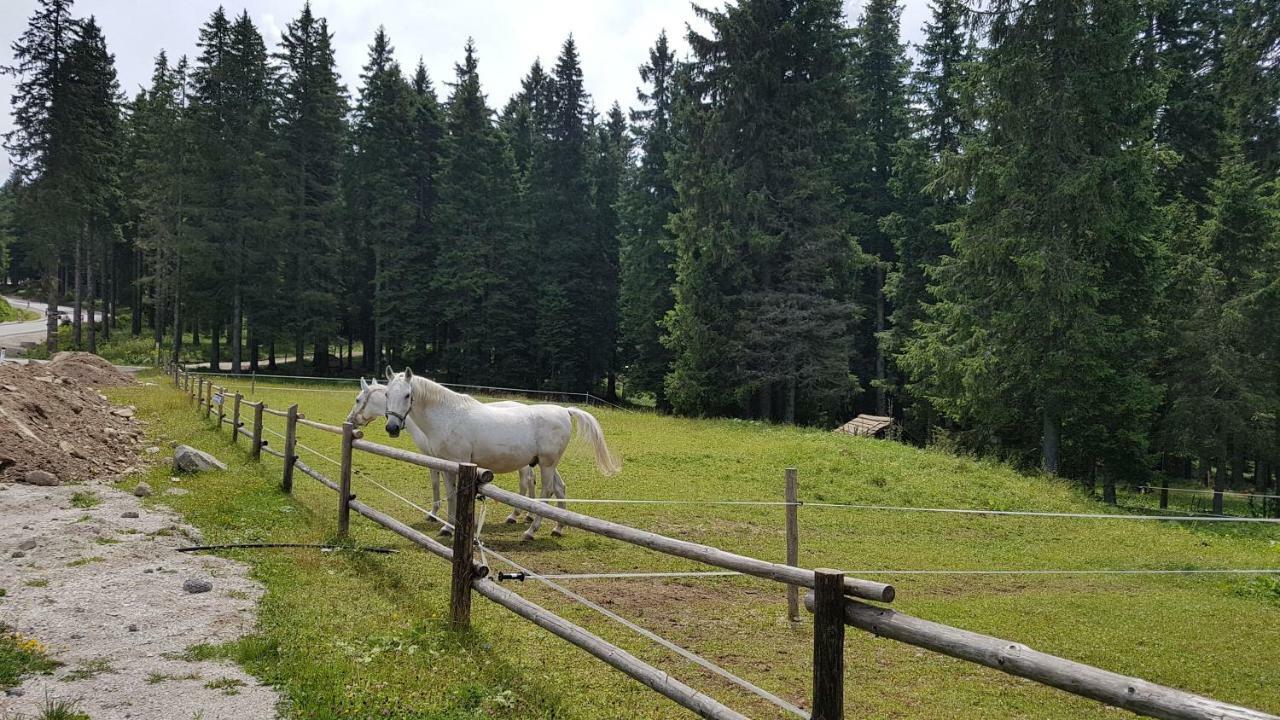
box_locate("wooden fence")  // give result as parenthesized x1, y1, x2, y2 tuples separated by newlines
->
(165, 364, 1278, 720)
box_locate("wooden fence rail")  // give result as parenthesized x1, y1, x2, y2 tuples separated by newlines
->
(163, 365, 1279, 720)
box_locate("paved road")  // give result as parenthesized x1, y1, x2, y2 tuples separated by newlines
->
(0, 295, 100, 353)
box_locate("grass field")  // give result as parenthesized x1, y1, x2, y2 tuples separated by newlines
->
(110, 373, 1280, 719)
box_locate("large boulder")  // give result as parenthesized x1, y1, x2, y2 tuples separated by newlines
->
(173, 445, 227, 473)
(21, 470, 60, 486)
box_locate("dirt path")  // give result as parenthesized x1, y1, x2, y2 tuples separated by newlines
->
(0, 480, 280, 720)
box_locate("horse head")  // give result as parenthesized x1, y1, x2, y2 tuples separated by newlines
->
(383, 367, 414, 438)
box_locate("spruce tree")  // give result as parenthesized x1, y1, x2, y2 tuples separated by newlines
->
(528, 37, 597, 391)
(276, 2, 346, 371)
(4, 0, 80, 350)
(850, 0, 912, 415)
(881, 0, 973, 439)
(432, 40, 528, 385)
(901, 0, 1162, 480)
(63, 16, 123, 354)
(347, 27, 415, 372)
(588, 102, 628, 399)
(403, 60, 445, 364)
(667, 0, 865, 423)
(618, 32, 679, 409)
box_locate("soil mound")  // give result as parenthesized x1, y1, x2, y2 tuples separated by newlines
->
(0, 361, 143, 484)
(46, 351, 136, 387)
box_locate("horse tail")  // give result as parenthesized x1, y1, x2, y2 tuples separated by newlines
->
(567, 407, 621, 476)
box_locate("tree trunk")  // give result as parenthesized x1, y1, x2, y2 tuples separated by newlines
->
(45, 270, 59, 353)
(1231, 443, 1244, 488)
(268, 340, 277, 371)
(784, 376, 797, 425)
(210, 321, 221, 371)
(86, 245, 96, 354)
(73, 232, 83, 348)
(1199, 455, 1210, 487)
(1212, 456, 1226, 515)
(131, 248, 142, 337)
(314, 338, 329, 374)
(171, 255, 182, 364)
(231, 288, 242, 374)
(1041, 408, 1061, 476)
(346, 336, 353, 370)
(295, 336, 305, 373)
(875, 264, 886, 415)
(1102, 470, 1116, 505)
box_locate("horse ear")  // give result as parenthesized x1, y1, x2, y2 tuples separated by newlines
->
(384, 366, 395, 382)
(404, 367, 414, 380)
(360, 377, 369, 391)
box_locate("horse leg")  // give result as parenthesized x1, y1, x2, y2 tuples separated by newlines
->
(523, 465, 557, 541)
(439, 471, 456, 537)
(505, 468, 531, 524)
(522, 466, 537, 522)
(429, 468, 441, 521)
(550, 469, 567, 537)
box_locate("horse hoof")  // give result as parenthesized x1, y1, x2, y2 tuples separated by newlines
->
(521, 533, 535, 542)
(439, 528, 453, 537)
(504, 517, 517, 525)
(551, 528, 563, 538)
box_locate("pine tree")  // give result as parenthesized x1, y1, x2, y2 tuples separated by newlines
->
(850, 0, 913, 415)
(4, 0, 80, 351)
(63, 16, 123, 354)
(528, 37, 597, 391)
(901, 0, 1162, 480)
(618, 32, 679, 409)
(1220, 0, 1280, 175)
(881, 0, 973, 439)
(276, 2, 346, 372)
(402, 60, 445, 365)
(128, 52, 191, 361)
(346, 27, 415, 372)
(588, 102, 628, 399)
(188, 9, 275, 371)
(667, 0, 866, 423)
(432, 40, 528, 385)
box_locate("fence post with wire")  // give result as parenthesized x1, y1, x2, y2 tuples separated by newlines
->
(338, 422, 354, 538)
(251, 401, 264, 461)
(282, 403, 298, 494)
(231, 392, 242, 445)
(168, 374, 1279, 720)
(785, 467, 800, 622)
(450, 462, 481, 628)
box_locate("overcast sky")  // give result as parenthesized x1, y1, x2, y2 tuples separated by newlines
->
(2, 0, 931, 179)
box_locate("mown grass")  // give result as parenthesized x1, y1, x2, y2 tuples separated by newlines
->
(110, 373, 1280, 719)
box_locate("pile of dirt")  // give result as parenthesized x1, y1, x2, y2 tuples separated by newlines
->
(0, 360, 143, 484)
(46, 351, 137, 387)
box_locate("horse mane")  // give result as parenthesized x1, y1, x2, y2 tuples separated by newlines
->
(409, 375, 480, 410)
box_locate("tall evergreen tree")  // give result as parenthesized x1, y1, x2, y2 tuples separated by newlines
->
(850, 0, 913, 414)
(402, 60, 445, 365)
(528, 37, 598, 391)
(901, 0, 1162, 480)
(63, 16, 123, 354)
(188, 9, 274, 371)
(128, 52, 192, 361)
(588, 102, 628, 399)
(4, 0, 80, 350)
(432, 40, 528, 385)
(618, 32, 679, 409)
(346, 27, 415, 372)
(276, 2, 346, 371)
(881, 0, 973, 439)
(667, 0, 866, 423)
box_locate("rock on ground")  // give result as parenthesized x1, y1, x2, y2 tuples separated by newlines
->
(173, 445, 227, 473)
(0, 482, 279, 720)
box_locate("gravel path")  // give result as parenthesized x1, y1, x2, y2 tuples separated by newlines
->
(0, 480, 280, 720)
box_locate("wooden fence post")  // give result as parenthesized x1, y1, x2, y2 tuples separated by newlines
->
(196, 377, 204, 411)
(251, 401, 264, 461)
(205, 381, 214, 419)
(338, 422, 354, 538)
(231, 393, 242, 444)
(450, 463, 480, 629)
(785, 467, 800, 622)
(812, 568, 846, 720)
(1159, 482, 1169, 510)
(282, 403, 298, 493)
(216, 386, 226, 429)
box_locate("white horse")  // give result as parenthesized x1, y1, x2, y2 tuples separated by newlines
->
(383, 367, 621, 540)
(345, 377, 537, 531)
